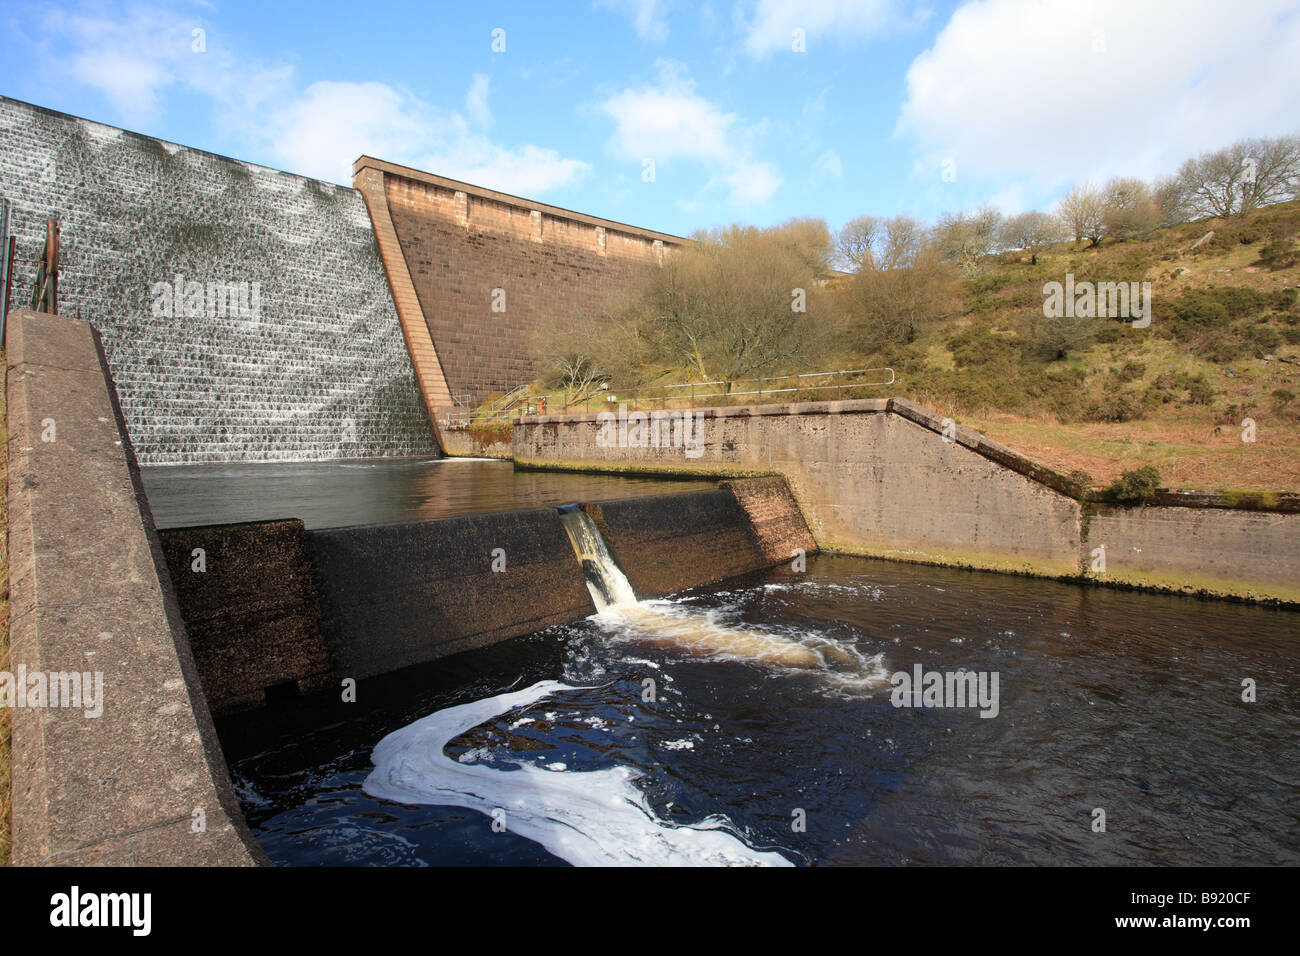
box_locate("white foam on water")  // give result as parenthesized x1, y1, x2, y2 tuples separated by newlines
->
(363, 680, 793, 867)
(593, 599, 891, 694)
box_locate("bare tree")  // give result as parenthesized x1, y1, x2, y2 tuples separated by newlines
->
(877, 215, 925, 270)
(841, 243, 954, 349)
(1151, 175, 1189, 227)
(834, 215, 881, 271)
(1101, 177, 1161, 240)
(1056, 182, 1106, 246)
(999, 211, 1064, 265)
(1177, 134, 1300, 218)
(933, 204, 1003, 275)
(834, 214, 924, 271)
(603, 221, 842, 383)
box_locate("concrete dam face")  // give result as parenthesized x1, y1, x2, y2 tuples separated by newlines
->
(0, 96, 436, 464)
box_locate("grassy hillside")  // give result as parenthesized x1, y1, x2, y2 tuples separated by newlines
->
(842, 201, 1300, 493)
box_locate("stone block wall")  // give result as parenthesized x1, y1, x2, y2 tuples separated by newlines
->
(358, 158, 681, 406)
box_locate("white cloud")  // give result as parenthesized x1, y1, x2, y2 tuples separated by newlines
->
(812, 148, 844, 182)
(736, 0, 920, 58)
(272, 81, 589, 194)
(897, 0, 1300, 192)
(601, 61, 781, 203)
(596, 0, 674, 41)
(33, 3, 589, 196)
(466, 73, 492, 130)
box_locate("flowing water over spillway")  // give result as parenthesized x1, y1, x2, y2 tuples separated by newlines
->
(220, 553, 1300, 866)
(141, 459, 716, 529)
(0, 96, 435, 464)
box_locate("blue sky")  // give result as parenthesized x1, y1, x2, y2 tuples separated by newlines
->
(2, 0, 1298, 237)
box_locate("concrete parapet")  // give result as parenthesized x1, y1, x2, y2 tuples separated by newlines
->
(4, 310, 263, 865)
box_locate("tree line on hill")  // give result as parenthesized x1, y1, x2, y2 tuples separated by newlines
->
(532, 133, 1300, 393)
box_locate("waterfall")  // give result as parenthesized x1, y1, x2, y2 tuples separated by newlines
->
(0, 96, 438, 465)
(556, 504, 884, 677)
(557, 506, 638, 611)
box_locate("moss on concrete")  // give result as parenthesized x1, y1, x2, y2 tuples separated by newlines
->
(1219, 489, 1282, 510)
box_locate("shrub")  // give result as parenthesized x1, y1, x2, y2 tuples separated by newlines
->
(1268, 287, 1298, 311)
(1026, 314, 1094, 361)
(1102, 465, 1162, 505)
(1114, 360, 1145, 382)
(948, 326, 1020, 369)
(1259, 241, 1300, 270)
(1084, 388, 1146, 422)
(1246, 324, 1283, 356)
(1208, 286, 1269, 320)
(1185, 374, 1216, 405)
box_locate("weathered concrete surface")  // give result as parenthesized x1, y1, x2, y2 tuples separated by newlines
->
(721, 477, 817, 566)
(516, 400, 1082, 577)
(4, 311, 263, 865)
(514, 399, 1300, 604)
(310, 508, 596, 679)
(1085, 505, 1300, 601)
(584, 490, 772, 599)
(158, 520, 334, 715)
(436, 421, 513, 459)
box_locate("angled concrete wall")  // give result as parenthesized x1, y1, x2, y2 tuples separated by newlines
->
(5, 310, 262, 864)
(513, 399, 1300, 604)
(355, 157, 683, 406)
(0, 97, 436, 464)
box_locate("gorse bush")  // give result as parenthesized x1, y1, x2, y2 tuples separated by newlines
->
(1102, 465, 1163, 505)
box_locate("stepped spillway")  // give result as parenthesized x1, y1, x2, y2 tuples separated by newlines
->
(0, 96, 436, 464)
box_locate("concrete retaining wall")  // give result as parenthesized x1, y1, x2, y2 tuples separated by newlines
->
(151, 480, 812, 705)
(310, 508, 596, 679)
(157, 520, 334, 715)
(4, 311, 262, 865)
(584, 491, 773, 599)
(513, 399, 1300, 604)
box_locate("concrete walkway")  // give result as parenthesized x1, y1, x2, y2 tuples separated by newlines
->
(5, 310, 262, 865)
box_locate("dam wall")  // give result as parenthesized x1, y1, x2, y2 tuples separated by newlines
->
(4, 310, 262, 864)
(354, 157, 683, 406)
(0, 97, 437, 464)
(154, 480, 813, 708)
(512, 399, 1300, 604)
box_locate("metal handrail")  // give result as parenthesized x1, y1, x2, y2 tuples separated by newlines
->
(445, 366, 894, 427)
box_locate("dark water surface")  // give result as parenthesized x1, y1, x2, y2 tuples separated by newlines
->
(142, 457, 715, 529)
(219, 555, 1299, 866)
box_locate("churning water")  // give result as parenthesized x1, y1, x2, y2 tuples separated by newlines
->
(219, 554, 1300, 867)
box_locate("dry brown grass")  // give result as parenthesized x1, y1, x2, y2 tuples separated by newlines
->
(968, 410, 1300, 492)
